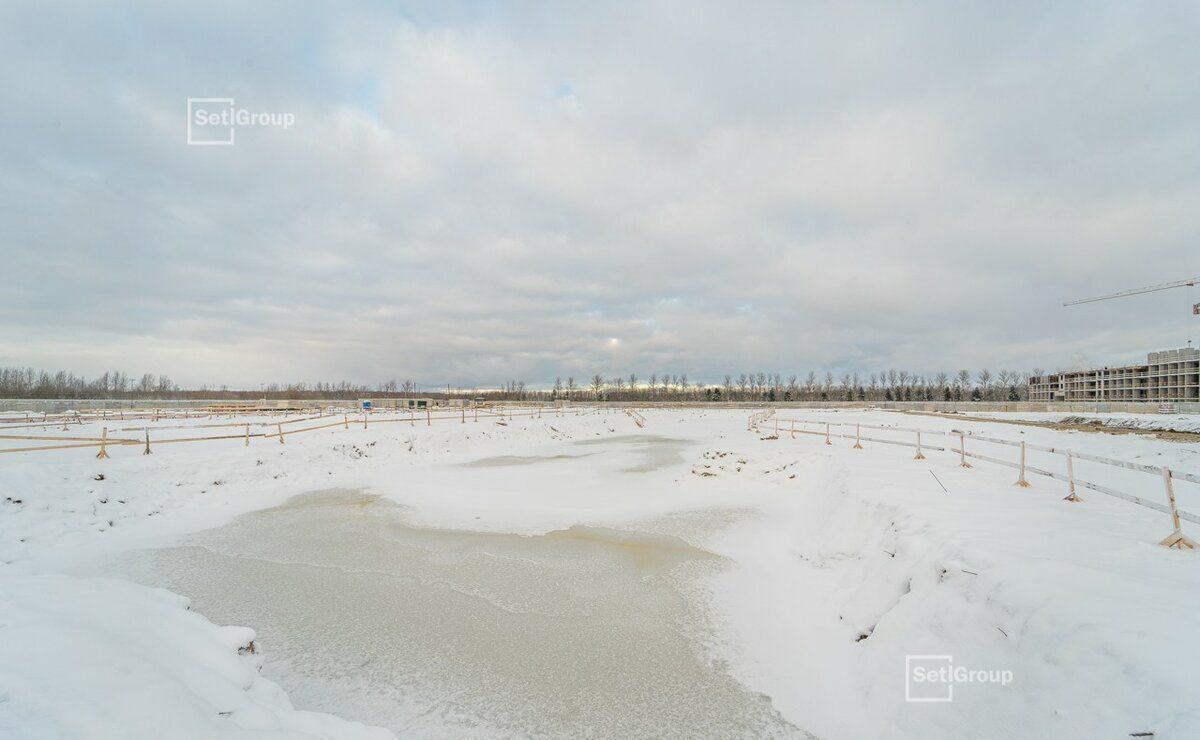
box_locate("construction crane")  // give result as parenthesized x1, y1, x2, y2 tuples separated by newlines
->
(1064, 275, 1200, 346)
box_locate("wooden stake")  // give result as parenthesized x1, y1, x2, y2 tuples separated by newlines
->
(343, 414, 349, 430)
(914, 431, 926, 460)
(825, 422, 832, 445)
(143, 429, 152, 455)
(245, 424, 250, 447)
(277, 423, 285, 444)
(96, 427, 110, 459)
(363, 412, 368, 430)
(1016, 441, 1031, 487)
(852, 424, 863, 449)
(958, 433, 971, 468)
(1062, 451, 1082, 502)
(426, 408, 431, 426)
(1159, 467, 1196, 549)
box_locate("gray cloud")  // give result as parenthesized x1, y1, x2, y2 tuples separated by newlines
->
(1, 1, 1198, 387)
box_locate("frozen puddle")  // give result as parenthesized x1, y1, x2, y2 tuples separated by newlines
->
(575, 434, 694, 473)
(459, 451, 599, 467)
(461, 435, 693, 473)
(107, 489, 806, 739)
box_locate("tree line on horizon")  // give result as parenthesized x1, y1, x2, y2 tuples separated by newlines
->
(549, 369, 1035, 403)
(0, 366, 1037, 403)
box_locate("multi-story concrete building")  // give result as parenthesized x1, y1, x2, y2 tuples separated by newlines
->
(1029, 347, 1200, 402)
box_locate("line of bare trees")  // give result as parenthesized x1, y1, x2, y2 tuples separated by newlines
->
(0, 366, 1032, 403)
(537, 369, 1032, 403)
(0, 367, 429, 401)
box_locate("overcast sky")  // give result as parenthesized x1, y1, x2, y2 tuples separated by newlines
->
(2, 1, 1198, 388)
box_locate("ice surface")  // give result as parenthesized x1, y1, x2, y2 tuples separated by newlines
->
(107, 487, 805, 739)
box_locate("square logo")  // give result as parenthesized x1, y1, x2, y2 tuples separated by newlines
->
(187, 97, 235, 145)
(906, 654, 954, 702)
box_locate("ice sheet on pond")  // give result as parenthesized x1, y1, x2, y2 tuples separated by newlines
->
(460, 434, 694, 474)
(106, 488, 807, 739)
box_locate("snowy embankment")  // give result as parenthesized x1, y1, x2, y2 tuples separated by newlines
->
(1, 408, 1199, 738)
(0, 575, 390, 740)
(972, 410, 1200, 434)
(701, 409, 1200, 738)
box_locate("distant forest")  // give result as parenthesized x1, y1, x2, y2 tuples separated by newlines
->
(0, 367, 1035, 403)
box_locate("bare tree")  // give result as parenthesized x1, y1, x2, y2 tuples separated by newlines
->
(977, 369, 992, 401)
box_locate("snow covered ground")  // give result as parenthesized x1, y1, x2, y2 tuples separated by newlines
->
(1, 407, 1199, 739)
(971, 410, 1200, 434)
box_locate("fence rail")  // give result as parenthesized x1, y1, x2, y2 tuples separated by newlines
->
(752, 414, 1198, 550)
(0, 405, 615, 457)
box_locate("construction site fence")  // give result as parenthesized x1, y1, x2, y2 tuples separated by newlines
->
(750, 415, 1198, 550)
(0, 405, 629, 457)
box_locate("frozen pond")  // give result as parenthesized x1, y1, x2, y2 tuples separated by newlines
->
(462, 434, 693, 473)
(106, 484, 806, 738)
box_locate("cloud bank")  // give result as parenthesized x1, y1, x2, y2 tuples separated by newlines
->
(1, 1, 1198, 387)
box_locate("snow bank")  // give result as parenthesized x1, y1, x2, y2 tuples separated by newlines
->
(0, 574, 392, 740)
(973, 411, 1200, 434)
(700, 410, 1200, 739)
(2, 407, 1199, 738)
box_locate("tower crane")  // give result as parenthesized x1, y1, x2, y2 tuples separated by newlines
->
(1064, 275, 1200, 347)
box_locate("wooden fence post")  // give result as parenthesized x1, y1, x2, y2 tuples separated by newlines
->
(852, 424, 863, 449)
(958, 433, 971, 468)
(825, 423, 832, 445)
(790, 420, 796, 439)
(96, 427, 110, 459)
(1062, 451, 1082, 502)
(245, 424, 250, 447)
(462, 406, 466, 423)
(143, 429, 152, 455)
(1016, 441, 1031, 487)
(277, 423, 285, 444)
(914, 431, 925, 460)
(1158, 468, 1196, 549)
(363, 412, 368, 430)
(343, 414, 349, 430)
(426, 408, 431, 426)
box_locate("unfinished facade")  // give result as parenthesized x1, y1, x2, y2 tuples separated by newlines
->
(1029, 347, 1200, 402)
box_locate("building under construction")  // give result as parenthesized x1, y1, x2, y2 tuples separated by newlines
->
(1029, 347, 1200, 403)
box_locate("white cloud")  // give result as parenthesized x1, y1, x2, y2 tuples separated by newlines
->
(0, 1, 1197, 386)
